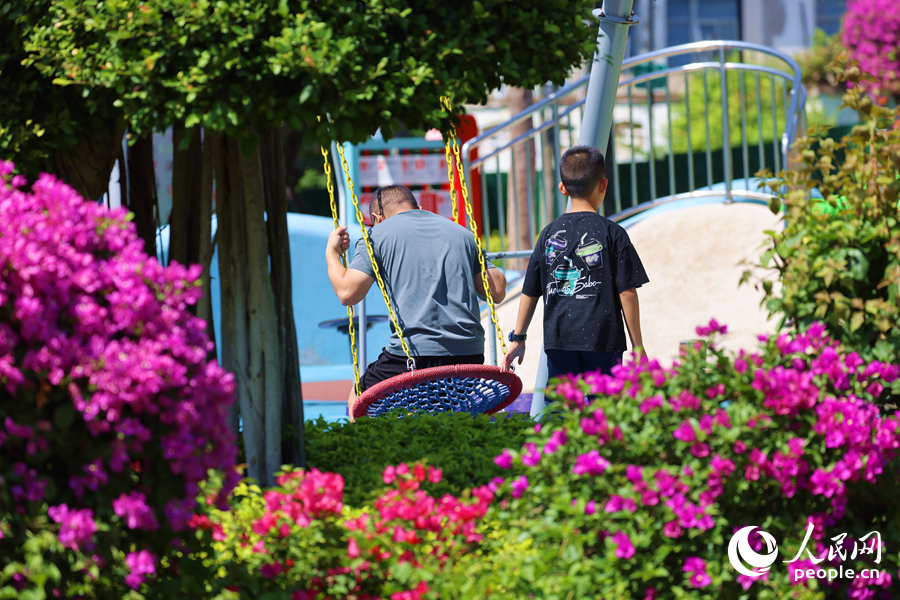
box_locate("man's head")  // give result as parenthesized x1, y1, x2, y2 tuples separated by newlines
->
(369, 185, 418, 225)
(559, 145, 607, 200)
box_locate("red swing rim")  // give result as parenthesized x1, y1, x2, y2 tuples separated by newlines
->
(351, 364, 523, 419)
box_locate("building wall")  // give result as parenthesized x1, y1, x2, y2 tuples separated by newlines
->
(627, 0, 847, 57)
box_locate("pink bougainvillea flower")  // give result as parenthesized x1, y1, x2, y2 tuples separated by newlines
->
(572, 450, 610, 476)
(112, 491, 159, 531)
(683, 556, 711, 588)
(639, 395, 664, 414)
(543, 429, 568, 454)
(604, 494, 637, 514)
(673, 420, 697, 442)
(611, 530, 635, 559)
(124, 549, 157, 590)
(696, 318, 727, 336)
(511, 475, 529, 498)
(663, 519, 682, 538)
(260, 561, 284, 579)
(47, 504, 97, 551)
(494, 449, 513, 470)
(521, 442, 541, 467)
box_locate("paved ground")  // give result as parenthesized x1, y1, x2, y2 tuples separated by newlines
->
(485, 201, 783, 392)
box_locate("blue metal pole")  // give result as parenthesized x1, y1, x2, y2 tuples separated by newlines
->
(578, 1, 639, 151)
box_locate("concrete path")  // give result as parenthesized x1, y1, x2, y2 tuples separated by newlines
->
(484, 201, 783, 392)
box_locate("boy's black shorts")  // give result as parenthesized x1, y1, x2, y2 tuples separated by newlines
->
(358, 350, 484, 393)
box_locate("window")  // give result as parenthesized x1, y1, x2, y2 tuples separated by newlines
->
(816, 0, 846, 36)
(667, 0, 741, 65)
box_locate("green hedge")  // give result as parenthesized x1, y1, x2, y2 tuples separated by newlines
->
(305, 411, 534, 506)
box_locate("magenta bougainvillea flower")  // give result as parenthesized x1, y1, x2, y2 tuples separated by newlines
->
(0, 163, 239, 589)
(843, 0, 900, 101)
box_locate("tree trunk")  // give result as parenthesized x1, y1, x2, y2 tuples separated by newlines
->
(52, 121, 125, 202)
(214, 134, 242, 441)
(506, 87, 535, 270)
(125, 135, 160, 257)
(239, 137, 283, 487)
(218, 135, 258, 478)
(168, 128, 203, 270)
(196, 131, 215, 348)
(261, 126, 305, 468)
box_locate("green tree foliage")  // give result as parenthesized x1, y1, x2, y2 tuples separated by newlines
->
(0, 1, 120, 188)
(751, 60, 900, 385)
(22, 0, 598, 145)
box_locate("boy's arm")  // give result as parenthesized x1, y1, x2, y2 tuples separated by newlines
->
(619, 287, 644, 357)
(501, 293, 540, 371)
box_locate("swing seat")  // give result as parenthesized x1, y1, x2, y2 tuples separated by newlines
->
(351, 364, 522, 419)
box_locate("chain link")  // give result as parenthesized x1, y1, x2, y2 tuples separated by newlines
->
(440, 97, 508, 356)
(443, 133, 459, 223)
(320, 139, 361, 394)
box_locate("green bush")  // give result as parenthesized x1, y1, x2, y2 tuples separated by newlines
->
(751, 59, 900, 400)
(305, 411, 534, 506)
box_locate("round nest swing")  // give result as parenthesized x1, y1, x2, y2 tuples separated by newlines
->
(350, 364, 522, 419)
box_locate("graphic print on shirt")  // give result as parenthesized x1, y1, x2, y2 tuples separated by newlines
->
(575, 232, 603, 270)
(544, 229, 605, 299)
(545, 230, 568, 265)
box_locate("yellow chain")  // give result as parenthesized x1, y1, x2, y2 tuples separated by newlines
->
(443, 135, 459, 223)
(440, 97, 508, 356)
(320, 140, 361, 394)
(334, 142, 416, 369)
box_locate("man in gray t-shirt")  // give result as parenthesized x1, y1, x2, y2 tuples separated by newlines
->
(325, 185, 507, 418)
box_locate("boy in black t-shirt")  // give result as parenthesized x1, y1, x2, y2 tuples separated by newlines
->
(501, 145, 649, 380)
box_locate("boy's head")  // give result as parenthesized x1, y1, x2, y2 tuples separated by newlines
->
(559, 145, 607, 200)
(370, 185, 418, 224)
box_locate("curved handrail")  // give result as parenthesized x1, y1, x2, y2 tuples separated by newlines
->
(462, 39, 805, 162)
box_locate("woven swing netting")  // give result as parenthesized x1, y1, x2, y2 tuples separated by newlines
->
(350, 364, 522, 419)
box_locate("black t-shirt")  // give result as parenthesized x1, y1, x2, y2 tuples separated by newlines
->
(522, 212, 649, 353)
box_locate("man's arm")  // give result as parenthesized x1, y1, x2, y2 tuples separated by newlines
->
(501, 293, 540, 371)
(619, 287, 644, 356)
(326, 226, 375, 306)
(474, 266, 507, 303)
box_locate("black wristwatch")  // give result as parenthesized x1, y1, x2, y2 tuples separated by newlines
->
(508, 331, 527, 342)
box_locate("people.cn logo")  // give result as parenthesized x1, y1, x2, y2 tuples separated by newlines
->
(727, 526, 779, 577)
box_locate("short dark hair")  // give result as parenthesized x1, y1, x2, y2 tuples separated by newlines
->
(370, 185, 418, 219)
(559, 145, 606, 199)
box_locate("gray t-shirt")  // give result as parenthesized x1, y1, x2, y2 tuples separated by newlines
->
(348, 210, 494, 356)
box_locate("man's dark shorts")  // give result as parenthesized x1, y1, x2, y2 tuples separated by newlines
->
(358, 350, 485, 393)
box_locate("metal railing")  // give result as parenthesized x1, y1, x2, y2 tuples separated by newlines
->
(463, 40, 806, 264)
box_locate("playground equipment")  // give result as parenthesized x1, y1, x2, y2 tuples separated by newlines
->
(322, 100, 522, 420)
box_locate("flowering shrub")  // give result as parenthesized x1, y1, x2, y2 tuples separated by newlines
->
(842, 0, 900, 102)
(752, 62, 900, 400)
(441, 321, 900, 599)
(0, 164, 238, 595)
(197, 462, 494, 599)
